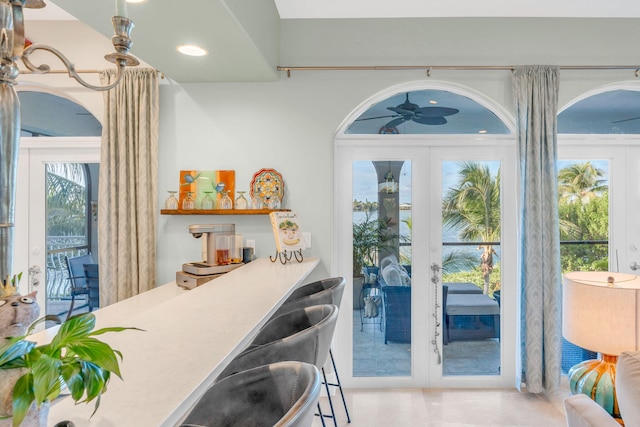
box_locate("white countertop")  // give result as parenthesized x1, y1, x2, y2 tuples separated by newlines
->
(45, 257, 319, 427)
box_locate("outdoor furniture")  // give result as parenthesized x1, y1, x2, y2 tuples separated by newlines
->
(83, 263, 100, 312)
(378, 258, 411, 344)
(382, 285, 411, 344)
(443, 282, 483, 294)
(64, 253, 94, 319)
(445, 293, 500, 342)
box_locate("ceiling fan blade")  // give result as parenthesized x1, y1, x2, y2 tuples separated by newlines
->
(413, 116, 448, 125)
(355, 114, 399, 122)
(414, 107, 460, 118)
(612, 116, 640, 124)
(387, 106, 416, 116)
(385, 117, 408, 128)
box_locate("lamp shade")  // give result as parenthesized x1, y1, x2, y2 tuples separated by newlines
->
(563, 271, 640, 356)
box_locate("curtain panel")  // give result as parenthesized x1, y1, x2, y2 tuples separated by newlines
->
(98, 68, 159, 305)
(513, 65, 562, 394)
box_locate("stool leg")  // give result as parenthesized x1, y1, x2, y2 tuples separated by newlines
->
(316, 402, 327, 427)
(324, 349, 351, 423)
(321, 367, 339, 427)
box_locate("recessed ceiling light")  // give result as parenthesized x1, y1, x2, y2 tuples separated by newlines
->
(177, 44, 208, 57)
(478, 130, 488, 134)
(127, 0, 147, 3)
(429, 100, 438, 104)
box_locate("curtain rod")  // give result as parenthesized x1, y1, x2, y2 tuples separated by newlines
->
(19, 68, 165, 79)
(277, 65, 640, 78)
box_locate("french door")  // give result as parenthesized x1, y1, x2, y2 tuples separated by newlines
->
(14, 138, 100, 319)
(334, 139, 517, 388)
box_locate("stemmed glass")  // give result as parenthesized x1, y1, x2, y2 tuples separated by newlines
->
(219, 190, 233, 209)
(164, 191, 179, 210)
(182, 191, 195, 210)
(251, 194, 263, 210)
(201, 191, 215, 210)
(235, 191, 248, 209)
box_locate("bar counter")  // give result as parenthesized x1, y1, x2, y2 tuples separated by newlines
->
(43, 257, 319, 426)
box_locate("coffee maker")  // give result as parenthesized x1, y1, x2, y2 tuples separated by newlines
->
(176, 224, 243, 289)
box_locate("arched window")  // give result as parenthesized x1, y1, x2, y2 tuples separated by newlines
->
(558, 88, 640, 134)
(19, 91, 101, 137)
(344, 89, 511, 135)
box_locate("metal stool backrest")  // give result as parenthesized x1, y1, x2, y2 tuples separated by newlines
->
(217, 304, 338, 382)
(272, 277, 345, 319)
(181, 361, 321, 427)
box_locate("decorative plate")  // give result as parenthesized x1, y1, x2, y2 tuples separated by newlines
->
(250, 168, 284, 204)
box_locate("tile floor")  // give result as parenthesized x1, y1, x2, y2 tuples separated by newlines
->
(313, 385, 570, 427)
(346, 308, 570, 426)
(353, 310, 500, 377)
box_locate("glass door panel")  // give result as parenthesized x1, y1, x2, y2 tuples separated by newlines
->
(352, 159, 412, 377)
(440, 160, 502, 376)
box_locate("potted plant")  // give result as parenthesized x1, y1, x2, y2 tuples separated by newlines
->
(352, 212, 395, 308)
(0, 312, 140, 427)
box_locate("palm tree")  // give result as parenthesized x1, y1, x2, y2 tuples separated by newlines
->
(442, 162, 500, 294)
(401, 215, 476, 274)
(558, 162, 607, 205)
(46, 164, 87, 237)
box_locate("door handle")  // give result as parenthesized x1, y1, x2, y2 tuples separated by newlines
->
(28, 264, 42, 293)
(430, 263, 442, 364)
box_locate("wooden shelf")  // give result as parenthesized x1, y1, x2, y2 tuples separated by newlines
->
(160, 209, 291, 215)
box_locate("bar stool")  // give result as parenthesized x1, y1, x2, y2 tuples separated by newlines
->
(271, 277, 346, 319)
(180, 361, 321, 427)
(216, 304, 338, 427)
(271, 277, 351, 426)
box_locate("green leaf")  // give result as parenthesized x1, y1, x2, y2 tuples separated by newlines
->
(50, 313, 96, 350)
(0, 339, 35, 367)
(67, 339, 123, 378)
(89, 326, 144, 337)
(11, 373, 35, 427)
(60, 361, 85, 401)
(31, 355, 62, 404)
(80, 361, 108, 403)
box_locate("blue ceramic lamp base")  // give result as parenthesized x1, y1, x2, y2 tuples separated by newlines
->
(568, 354, 620, 419)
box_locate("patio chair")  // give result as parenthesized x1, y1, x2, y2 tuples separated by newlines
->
(64, 253, 94, 319)
(83, 263, 100, 312)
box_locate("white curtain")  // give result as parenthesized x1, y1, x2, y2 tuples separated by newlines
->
(513, 65, 562, 394)
(98, 68, 159, 306)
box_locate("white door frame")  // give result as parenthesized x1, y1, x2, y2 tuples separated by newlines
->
(334, 137, 518, 389)
(14, 137, 100, 311)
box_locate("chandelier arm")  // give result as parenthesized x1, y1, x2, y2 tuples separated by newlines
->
(21, 43, 125, 91)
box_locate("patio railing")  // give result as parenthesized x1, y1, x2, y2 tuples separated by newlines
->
(46, 236, 89, 300)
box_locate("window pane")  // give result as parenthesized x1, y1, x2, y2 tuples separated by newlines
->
(442, 160, 501, 376)
(558, 160, 609, 272)
(353, 160, 412, 377)
(346, 90, 510, 135)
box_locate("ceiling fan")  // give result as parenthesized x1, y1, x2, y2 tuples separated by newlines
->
(356, 93, 460, 129)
